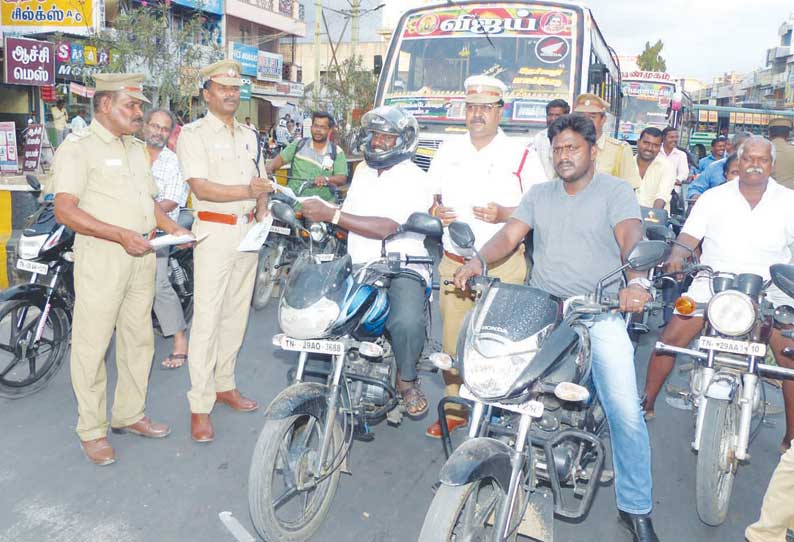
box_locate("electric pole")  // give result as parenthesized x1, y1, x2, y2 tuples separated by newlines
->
(313, 0, 322, 106)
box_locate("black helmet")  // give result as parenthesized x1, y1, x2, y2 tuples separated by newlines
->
(356, 106, 419, 169)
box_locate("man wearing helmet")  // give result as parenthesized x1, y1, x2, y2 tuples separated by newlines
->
(301, 106, 434, 417)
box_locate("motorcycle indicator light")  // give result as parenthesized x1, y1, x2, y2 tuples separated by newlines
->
(554, 382, 590, 403)
(674, 296, 697, 316)
(429, 352, 453, 371)
(359, 341, 383, 358)
(272, 333, 285, 347)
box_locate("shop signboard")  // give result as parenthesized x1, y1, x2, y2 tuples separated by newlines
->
(22, 124, 44, 172)
(3, 37, 55, 87)
(230, 42, 258, 77)
(257, 51, 283, 82)
(240, 77, 252, 101)
(0, 122, 18, 173)
(1, 0, 100, 35)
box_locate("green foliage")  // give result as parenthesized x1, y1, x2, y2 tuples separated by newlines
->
(83, 2, 222, 110)
(637, 40, 667, 72)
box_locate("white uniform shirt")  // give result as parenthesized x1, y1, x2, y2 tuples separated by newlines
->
(430, 129, 546, 255)
(532, 128, 555, 180)
(659, 145, 690, 183)
(342, 159, 433, 266)
(682, 179, 794, 305)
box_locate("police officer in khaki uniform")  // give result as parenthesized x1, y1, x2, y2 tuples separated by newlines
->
(769, 116, 794, 190)
(177, 60, 272, 442)
(574, 93, 640, 189)
(52, 73, 192, 466)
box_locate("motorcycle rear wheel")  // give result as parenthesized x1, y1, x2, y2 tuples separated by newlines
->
(0, 300, 70, 399)
(419, 478, 516, 542)
(696, 399, 738, 526)
(248, 413, 342, 542)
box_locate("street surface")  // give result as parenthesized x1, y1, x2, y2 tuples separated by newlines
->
(0, 301, 787, 542)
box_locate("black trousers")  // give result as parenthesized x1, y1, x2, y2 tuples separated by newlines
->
(385, 275, 427, 382)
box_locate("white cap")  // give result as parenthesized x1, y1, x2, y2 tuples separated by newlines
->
(463, 75, 507, 104)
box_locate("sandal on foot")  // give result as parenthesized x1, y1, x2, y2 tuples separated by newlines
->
(161, 353, 187, 370)
(640, 394, 655, 421)
(401, 384, 429, 419)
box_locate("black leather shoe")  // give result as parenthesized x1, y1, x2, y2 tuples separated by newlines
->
(618, 510, 660, 542)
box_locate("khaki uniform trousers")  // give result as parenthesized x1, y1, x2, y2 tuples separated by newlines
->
(187, 219, 258, 413)
(71, 236, 156, 441)
(745, 443, 794, 541)
(438, 246, 527, 418)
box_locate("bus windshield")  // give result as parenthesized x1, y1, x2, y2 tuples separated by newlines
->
(382, 3, 580, 130)
(619, 79, 675, 142)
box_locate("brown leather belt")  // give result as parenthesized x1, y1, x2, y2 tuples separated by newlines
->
(443, 251, 467, 264)
(197, 211, 254, 225)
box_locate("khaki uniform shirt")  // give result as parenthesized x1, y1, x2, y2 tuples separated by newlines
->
(51, 119, 158, 242)
(634, 155, 677, 211)
(176, 111, 263, 216)
(595, 133, 640, 189)
(52, 106, 68, 131)
(772, 138, 794, 190)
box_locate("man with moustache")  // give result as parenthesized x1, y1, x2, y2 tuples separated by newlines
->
(642, 137, 794, 456)
(632, 127, 677, 210)
(177, 60, 273, 442)
(52, 73, 192, 465)
(454, 113, 660, 542)
(425, 75, 546, 438)
(142, 108, 190, 369)
(533, 98, 570, 180)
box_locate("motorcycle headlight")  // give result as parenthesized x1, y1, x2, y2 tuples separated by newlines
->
(462, 324, 553, 400)
(309, 222, 328, 243)
(707, 290, 756, 337)
(279, 296, 340, 339)
(18, 234, 48, 260)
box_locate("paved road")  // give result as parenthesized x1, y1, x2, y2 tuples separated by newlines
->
(0, 302, 787, 542)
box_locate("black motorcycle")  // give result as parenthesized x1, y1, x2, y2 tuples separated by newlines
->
(419, 222, 667, 542)
(0, 176, 193, 399)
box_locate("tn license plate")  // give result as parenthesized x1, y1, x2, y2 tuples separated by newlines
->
(699, 335, 767, 357)
(460, 386, 545, 418)
(279, 337, 344, 355)
(16, 259, 48, 275)
(271, 225, 291, 236)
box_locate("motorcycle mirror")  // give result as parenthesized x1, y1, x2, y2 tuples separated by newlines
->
(270, 201, 298, 226)
(403, 212, 443, 238)
(770, 264, 794, 299)
(626, 240, 670, 272)
(25, 174, 41, 192)
(448, 221, 475, 249)
(774, 305, 794, 326)
(644, 224, 671, 242)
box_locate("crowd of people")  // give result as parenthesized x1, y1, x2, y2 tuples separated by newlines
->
(45, 57, 794, 542)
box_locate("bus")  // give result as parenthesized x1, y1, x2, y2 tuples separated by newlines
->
(374, 1, 622, 169)
(619, 71, 692, 147)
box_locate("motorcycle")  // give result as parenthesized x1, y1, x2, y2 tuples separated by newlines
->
(247, 202, 441, 542)
(251, 178, 347, 311)
(654, 265, 794, 526)
(418, 222, 668, 542)
(0, 175, 194, 399)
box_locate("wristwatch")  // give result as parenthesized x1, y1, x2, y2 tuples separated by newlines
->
(627, 277, 652, 291)
(324, 176, 330, 185)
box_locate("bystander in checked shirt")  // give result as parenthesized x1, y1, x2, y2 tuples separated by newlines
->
(152, 146, 188, 221)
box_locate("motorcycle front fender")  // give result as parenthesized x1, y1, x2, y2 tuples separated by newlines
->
(0, 283, 69, 315)
(704, 374, 738, 402)
(438, 437, 514, 491)
(265, 382, 328, 421)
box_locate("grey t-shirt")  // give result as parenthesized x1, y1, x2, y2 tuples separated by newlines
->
(512, 172, 640, 298)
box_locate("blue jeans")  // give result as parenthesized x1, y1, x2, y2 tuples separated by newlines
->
(588, 312, 653, 515)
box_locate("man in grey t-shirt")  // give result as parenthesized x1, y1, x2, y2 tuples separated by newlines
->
(453, 114, 660, 542)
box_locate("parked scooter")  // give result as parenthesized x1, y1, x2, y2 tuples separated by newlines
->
(247, 203, 441, 542)
(418, 222, 667, 542)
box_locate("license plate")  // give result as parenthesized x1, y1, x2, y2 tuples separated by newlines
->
(698, 335, 767, 357)
(16, 259, 48, 275)
(271, 225, 291, 236)
(315, 253, 334, 262)
(460, 386, 545, 418)
(279, 336, 344, 355)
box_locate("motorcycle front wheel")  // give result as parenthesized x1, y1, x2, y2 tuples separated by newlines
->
(251, 244, 281, 311)
(696, 399, 739, 526)
(419, 478, 516, 542)
(0, 300, 70, 399)
(248, 413, 342, 542)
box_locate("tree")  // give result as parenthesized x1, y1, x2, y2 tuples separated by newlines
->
(318, 54, 377, 154)
(637, 40, 667, 72)
(81, 3, 223, 110)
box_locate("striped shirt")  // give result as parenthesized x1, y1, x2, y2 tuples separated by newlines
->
(151, 147, 188, 222)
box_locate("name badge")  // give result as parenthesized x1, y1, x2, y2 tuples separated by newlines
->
(105, 159, 122, 166)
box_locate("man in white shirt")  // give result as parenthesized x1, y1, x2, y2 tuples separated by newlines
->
(659, 127, 690, 184)
(69, 109, 88, 133)
(301, 106, 434, 419)
(643, 136, 794, 453)
(532, 98, 569, 180)
(632, 127, 677, 210)
(426, 75, 546, 438)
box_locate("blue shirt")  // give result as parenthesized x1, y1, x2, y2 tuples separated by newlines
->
(689, 158, 726, 196)
(697, 153, 720, 173)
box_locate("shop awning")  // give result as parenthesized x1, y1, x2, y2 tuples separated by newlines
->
(255, 96, 289, 108)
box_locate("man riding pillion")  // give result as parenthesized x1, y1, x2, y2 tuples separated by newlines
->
(265, 111, 348, 201)
(300, 106, 434, 417)
(454, 114, 660, 542)
(643, 136, 794, 453)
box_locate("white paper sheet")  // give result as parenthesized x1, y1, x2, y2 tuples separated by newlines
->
(150, 232, 207, 249)
(237, 215, 273, 251)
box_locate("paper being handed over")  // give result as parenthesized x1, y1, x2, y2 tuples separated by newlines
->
(237, 215, 274, 251)
(150, 232, 207, 249)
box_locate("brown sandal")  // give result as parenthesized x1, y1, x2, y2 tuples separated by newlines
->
(161, 353, 187, 370)
(401, 384, 429, 418)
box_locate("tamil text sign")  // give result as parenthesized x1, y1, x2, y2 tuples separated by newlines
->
(1, 0, 99, 35)
(3, 37, 55, 87)
(257, 50, 283, 82)
(22, 124, 44, 172)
